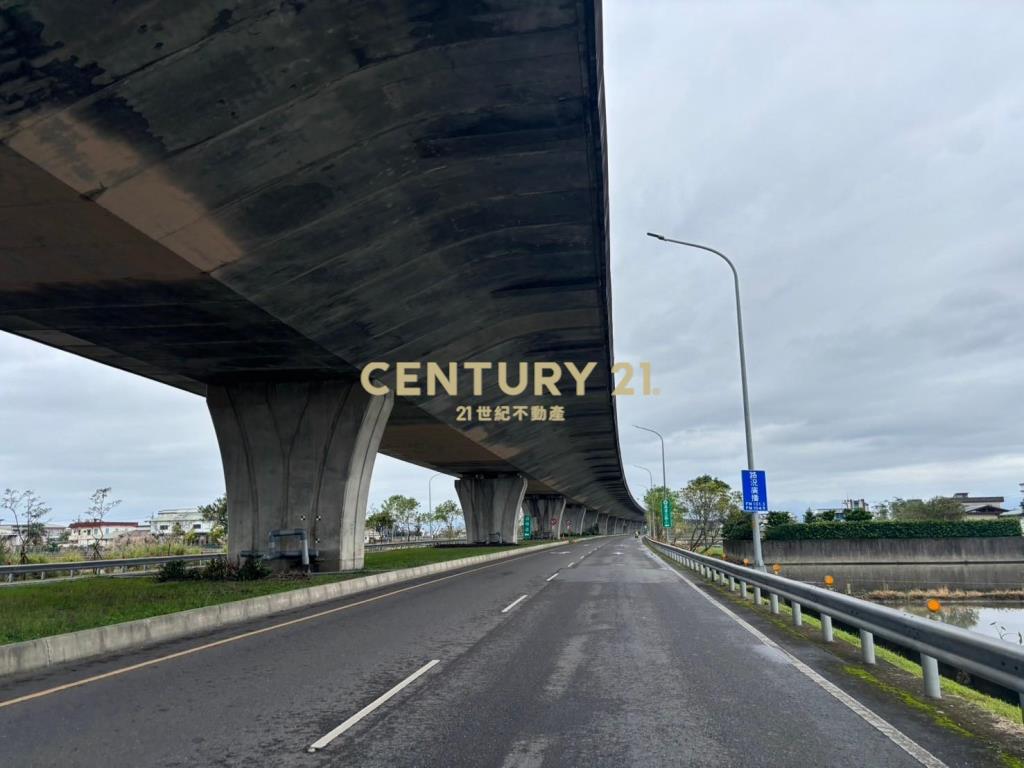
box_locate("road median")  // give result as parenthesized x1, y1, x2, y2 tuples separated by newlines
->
(0, 539, 586, 679)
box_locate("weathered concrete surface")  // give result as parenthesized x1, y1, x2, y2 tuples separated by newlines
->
(207, 379, 392, 571)
(455, 475, 528, 544)
(0, 0, 645, 525)
(523, 495, 566, 539)
(597, 513, 610, 534)
(725, 536, 1024, 591)
(582, 509, 598, 533)
(563, 503, 587, 535)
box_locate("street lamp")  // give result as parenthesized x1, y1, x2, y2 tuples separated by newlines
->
(633, 464, 654, 493)
(634, 425, 667, 539)
(633, 464, 655, 536)
(646, 232, 765, 570)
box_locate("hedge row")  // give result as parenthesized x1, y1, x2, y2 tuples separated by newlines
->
(760, 519, 1021, 541)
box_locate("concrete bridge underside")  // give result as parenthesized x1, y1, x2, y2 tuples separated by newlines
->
(0, 0, 644, 568)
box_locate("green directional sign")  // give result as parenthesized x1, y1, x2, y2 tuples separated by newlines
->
(661, 497, 673, 528)
(522, 514, 532, 540)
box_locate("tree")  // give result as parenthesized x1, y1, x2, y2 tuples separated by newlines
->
(675, 475, 740, 550)
(803, 508, 816, 524)
(643, 485, 675, 541)
(844, 507, 872, 522)
(376, 495, 421, 538)
(765, 511, 793, 528)
(721, 509, 752, 540)
(198, 495, 228, 544)
(818, 509, 836, 522)
(1, 489, 51, 564)
(432, 500, 461, 539)
(85, 487, 121, 559)
(366, 509, 397, 537)
(886, 496, 962, 522)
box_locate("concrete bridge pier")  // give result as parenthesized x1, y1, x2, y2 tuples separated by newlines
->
(597, 513, 610, 534)
(582, 509, 598, 534)
(563, 504, 586, 536)
(207, 380, 393, 572)
(456, 474, 528, 544)
(523, 495, 567, 540)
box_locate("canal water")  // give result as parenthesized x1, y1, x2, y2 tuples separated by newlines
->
(894, 601, 1024, 645)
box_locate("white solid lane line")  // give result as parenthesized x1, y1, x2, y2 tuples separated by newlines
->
(546, 572, 559, 581)
(648, 550, 947, 768)
(501, 594, 529, 613)
(307, 659, 440, 753)
(566, 561, 577, 568)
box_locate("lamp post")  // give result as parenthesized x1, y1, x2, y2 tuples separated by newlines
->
(646, 232, 765, 570)
(633, 464, 655, 537)
(634, 425, 667, 540)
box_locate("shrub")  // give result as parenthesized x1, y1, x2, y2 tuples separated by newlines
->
(200, 557, 238, 581)
(156, 560, 196, 581)
(764, 519, 1020, 541)
(237, 555, 270, 581)
(721, 510, 753, 540)
(765, 511, 793, 528)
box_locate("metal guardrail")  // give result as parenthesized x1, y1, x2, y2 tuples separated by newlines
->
(1, 539, 470, 581)
(1, 553, 224, 582)
(646, 537, 1024, 714)
(365, 538, 466, 551)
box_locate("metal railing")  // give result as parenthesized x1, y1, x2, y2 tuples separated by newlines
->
(2, 539, 473, 581)
(646, 537, 1024, 715)
(1, 553, 223, 582)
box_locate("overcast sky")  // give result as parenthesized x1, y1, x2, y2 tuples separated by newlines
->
(2, 0, 1022, 522)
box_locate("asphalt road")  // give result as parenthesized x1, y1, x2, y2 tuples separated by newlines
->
(0, 537, 995, 767)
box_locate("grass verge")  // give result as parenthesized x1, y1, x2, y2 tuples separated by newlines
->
(0, 543, 543, 644)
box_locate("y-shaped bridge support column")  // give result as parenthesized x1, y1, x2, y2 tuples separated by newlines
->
(456, 474, 527, 544)
(523, 495, 566, 540)
(562, 504, 586, 536)
(582, 509, 597, 534)
(208, 380, 393, 572)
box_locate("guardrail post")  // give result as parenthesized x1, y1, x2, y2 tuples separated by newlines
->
(769, 593, 779, 614)
(792, 601, 802, 626)
(821, 614, 833, 642)
(753, 586, 762, 606)
(740, 581, 748, 599)
(859, 629, 875, 664)
(921, 654, 941, 699)
(729, 576, 736, 592)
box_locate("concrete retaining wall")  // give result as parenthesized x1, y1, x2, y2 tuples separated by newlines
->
(724, 536, 1024, 593)
(0, 539, 581, 679)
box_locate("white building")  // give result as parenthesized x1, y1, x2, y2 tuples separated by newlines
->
(66, 520, 143, 548)
(148, 508, 215, 537)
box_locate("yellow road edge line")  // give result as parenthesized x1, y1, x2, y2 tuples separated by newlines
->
(0, 547, 552, 710)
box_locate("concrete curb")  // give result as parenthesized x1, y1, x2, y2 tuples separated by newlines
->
(0, 537, 606, 678)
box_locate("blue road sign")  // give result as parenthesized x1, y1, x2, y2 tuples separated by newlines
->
(741, 470, 768, 512)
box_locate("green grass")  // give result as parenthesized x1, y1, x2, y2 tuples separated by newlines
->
(0, 543, 550, 644)
(362, 543, 539, 571)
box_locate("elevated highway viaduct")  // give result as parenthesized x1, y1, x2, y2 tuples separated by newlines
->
(0, 0, 645, 569)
